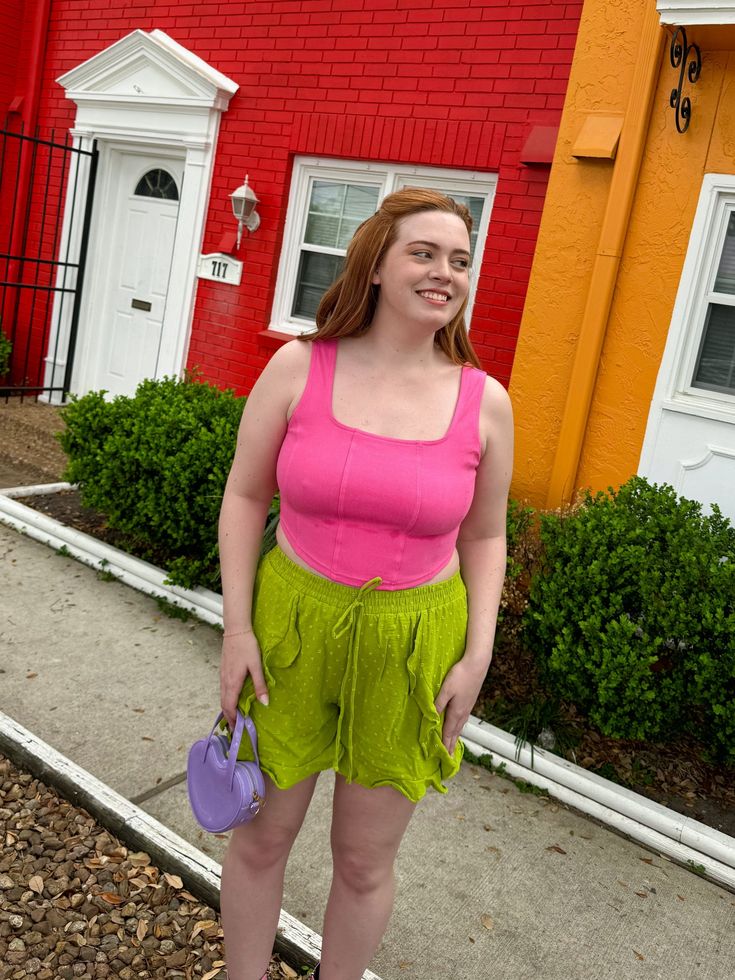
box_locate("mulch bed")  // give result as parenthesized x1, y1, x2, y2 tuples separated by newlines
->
(0, 754, 301, 980)
(16, 488, 735, 841)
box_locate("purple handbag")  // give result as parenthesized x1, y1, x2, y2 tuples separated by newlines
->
(187, 711, 265, 833)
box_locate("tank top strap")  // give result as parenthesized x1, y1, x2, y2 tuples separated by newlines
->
(296, 338, 337, 416)
(451, 365, 486, 445)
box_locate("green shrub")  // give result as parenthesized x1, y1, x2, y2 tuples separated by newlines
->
(59, 376, 246, 591)
(0, 327, 12, 377)
(525, 476, 735, 761)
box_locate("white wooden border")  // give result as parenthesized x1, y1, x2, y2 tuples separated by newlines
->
(270, 157, 497, 336)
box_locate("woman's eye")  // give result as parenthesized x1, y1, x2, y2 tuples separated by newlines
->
(413, 250, 431, 259)
(452, 259, 469, 269)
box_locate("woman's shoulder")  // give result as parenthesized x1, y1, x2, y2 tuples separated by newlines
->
(477, 374, 513, 448)
(267, 337, 314, 369)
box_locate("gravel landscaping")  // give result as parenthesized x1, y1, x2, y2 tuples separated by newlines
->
(0, 754, 294, 980)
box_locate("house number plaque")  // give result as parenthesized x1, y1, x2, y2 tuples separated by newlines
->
(197, 253, 243, 286)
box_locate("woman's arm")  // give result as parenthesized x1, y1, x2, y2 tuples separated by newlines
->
(218, 340, 310, 729)
(434, 376, 514, 753)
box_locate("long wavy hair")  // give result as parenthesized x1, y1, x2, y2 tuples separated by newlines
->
(300, 188, 481, 368)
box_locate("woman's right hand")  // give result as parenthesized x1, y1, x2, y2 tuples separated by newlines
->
(220, 630, 269, 730)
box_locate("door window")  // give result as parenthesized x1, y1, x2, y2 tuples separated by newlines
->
(134, 169, 179, 201)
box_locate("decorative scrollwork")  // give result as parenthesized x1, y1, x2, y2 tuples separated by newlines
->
(669, 26, 702, 134)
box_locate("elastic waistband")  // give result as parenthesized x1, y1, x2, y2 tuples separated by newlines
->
(264, 546, 465, 612)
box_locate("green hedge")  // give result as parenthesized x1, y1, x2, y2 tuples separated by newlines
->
(524, 476, 735, 762)
(59, 377, 247, 591)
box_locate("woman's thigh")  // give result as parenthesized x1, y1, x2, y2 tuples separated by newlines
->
(329, 775, 416, 887)
(227, 771, 320, 868)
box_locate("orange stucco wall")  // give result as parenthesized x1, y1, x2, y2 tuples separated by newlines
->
(509, 0, 735, 507)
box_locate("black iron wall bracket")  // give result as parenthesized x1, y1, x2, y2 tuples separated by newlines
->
(669, 26, 702, 134)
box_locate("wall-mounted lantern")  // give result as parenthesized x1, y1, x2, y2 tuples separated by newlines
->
(229, 175, 260, 248)
(669, 27, 702, 133)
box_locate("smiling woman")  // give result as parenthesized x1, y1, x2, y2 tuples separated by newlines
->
(216, 188, 513, 980)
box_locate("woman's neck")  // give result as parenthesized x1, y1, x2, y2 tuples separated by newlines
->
(353, 318, 443, 370)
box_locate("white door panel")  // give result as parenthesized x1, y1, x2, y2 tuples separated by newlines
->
(94, 151, 182, 398)
(643, 408, 735, 521)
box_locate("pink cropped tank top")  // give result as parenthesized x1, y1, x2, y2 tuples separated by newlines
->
(276, 339, 486, 590)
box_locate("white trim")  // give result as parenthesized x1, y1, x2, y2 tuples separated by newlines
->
(45, 31, 237, 398)
(270, 157, 497, 336)
(657, 1, 735, 25)
(640, 174, 735, 473)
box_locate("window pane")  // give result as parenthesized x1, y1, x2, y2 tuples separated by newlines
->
(336, 185, 380, 248)
(305, 212, 340, 248)
(291, 251, 345, 319)
(134, 169, 179, 200)
(692, 303, 735, 395)
(304, 180, 379, 249)
(714, 213, 735, 295)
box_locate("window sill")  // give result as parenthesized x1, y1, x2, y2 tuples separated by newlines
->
(258, 329, 296, 348)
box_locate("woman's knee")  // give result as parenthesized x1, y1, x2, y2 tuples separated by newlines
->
(227, 820, 296, 874)
(331, 841, 395, 895)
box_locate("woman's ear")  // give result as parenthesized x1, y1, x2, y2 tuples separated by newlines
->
(371, 267, 380, 285)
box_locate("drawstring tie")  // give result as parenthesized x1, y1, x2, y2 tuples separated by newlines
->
(331, 576, 382, 778)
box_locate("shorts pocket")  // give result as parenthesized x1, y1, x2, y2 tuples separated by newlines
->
(406, 615, 450, 764)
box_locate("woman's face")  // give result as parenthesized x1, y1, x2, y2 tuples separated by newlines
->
(371, 210, 471, 331)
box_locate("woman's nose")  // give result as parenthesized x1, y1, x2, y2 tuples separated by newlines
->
(429, 256, 452, 280)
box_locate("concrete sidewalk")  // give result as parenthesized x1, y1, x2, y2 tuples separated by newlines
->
(2, 521, 734, 980)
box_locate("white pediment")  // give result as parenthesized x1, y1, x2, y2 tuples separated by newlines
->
(58, 29, 238, 108)
(657, 1, 735, 24)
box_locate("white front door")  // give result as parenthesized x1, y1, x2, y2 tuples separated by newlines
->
(94, 151, 183, 398)
(639, 176, 735, 524)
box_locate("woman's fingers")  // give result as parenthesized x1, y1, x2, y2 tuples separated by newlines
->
(219, 634, 268, 729)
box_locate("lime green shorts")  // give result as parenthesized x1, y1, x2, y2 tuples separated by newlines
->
(235, 546, 467, 803)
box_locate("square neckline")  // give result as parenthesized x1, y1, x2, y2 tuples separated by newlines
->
(326, 338, 468, 446)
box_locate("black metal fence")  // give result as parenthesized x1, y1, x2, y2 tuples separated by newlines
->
(0, 125, 98, 401)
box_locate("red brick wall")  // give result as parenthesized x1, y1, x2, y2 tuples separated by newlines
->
(0, 0, 24, 119)
(31, 0, 582, 392)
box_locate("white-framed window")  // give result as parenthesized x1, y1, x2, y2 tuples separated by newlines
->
(671, 181, 735, 418)
(270, 157, 497, 336)
(690, 210, 735, 396)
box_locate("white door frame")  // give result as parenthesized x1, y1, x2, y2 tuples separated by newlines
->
(44, 30, 237, 399)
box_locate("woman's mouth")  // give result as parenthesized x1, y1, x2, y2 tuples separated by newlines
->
(417, 290, 450, 304)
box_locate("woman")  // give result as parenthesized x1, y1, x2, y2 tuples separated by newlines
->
(218, 188, 513, 980)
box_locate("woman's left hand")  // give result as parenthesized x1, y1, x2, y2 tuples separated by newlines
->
(434, 657, 490, 755)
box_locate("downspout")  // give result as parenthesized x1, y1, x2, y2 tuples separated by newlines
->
(21, 0, 52, 138)
(545, 3, 667, 509)
(7, 0, 51, 328)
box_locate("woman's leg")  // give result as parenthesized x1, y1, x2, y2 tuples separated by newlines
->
(221, 772, 319, 980)
(320, 776, 416, 980)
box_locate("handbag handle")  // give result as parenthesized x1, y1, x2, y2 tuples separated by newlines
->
(206, 711, 261, 789)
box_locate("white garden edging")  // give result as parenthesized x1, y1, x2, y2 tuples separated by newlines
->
(461, 719, 735, 892)
(2, 483, 734, 893)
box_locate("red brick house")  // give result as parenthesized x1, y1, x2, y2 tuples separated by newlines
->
(0, 0, 582, 401)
